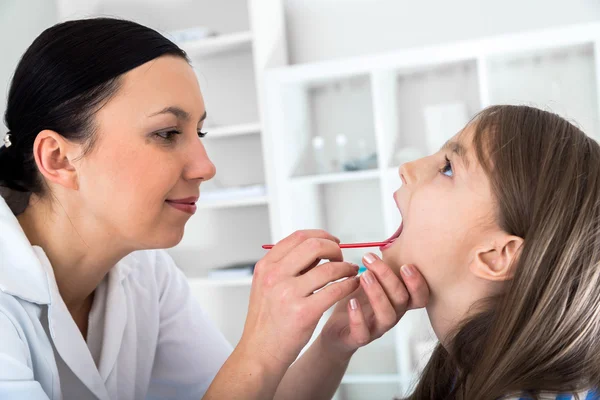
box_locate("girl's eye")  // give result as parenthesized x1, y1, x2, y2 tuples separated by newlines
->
(198, 130, 208, 138)
(440, 155, 453, 177)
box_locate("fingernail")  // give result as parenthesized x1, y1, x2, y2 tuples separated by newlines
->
(362, 270, 374, 285)
(352, 263, 360, 272)
(401, 264, 414, 277)
(363, 253, 376, 265)
(349, 298, 358, 310)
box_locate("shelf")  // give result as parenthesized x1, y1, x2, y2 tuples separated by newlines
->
(341, 374, 402, 384)
(486, 43, 599, 137)
(181, 31, 253, 58)
(290, 169, 380, 185)
(187, 276, 253, 288)
(206, 122, 261, 139)
(198, 195, 269, 210)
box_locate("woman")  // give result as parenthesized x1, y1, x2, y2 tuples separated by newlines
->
(0, 18, 428, 399)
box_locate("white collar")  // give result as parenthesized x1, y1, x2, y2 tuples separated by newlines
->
(0, 195, 51, 305)
(0, 195, 136, 306)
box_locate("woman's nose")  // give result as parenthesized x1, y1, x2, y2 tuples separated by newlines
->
(184, 138, 216, 182)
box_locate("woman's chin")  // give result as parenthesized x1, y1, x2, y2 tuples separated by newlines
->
(142, 227, 185, 249)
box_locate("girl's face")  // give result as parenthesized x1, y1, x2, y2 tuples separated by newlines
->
(73, 56, 215, 250)
(382, 126, 511, 337)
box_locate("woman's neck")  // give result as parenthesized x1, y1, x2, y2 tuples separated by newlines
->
(17, 195, 130, 310)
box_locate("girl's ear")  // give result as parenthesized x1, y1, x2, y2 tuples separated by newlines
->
(469, 235, 524, 281)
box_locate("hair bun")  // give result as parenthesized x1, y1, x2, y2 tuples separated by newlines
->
(2, 132, 12, 148)
(0, 135, 31, 193)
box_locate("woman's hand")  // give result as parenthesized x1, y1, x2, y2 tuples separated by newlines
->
(237, 230, 361, 373)
(319, 253, 429, 357)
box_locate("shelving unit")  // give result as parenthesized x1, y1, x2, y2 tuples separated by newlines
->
(206, 121, 261, 138)
(263, 22, 600, 398)
(290, 169, 380, 185)
(197, 195, 268, 210)
(187, 276, 254, 288)
(179, 31, 253, 58)
(341, 374, 403, 384)
(55, 0, 288, 357)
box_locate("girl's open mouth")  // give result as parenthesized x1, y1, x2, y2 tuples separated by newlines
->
(380, 221, 403, 251)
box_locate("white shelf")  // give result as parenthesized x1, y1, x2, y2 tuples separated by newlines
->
(207, 122, 261, 139)
(181, 31, 253, 58)
(198, 195, 269, 210)
(188, 276, 253, 288)
(290, 169, 381, 185)
(341, 374, 402, 384)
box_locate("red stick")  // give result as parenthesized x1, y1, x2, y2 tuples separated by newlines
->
(262, 241, 389, 250)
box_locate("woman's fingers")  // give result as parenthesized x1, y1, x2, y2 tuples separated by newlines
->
(298, 261, 359, 296)
(398, 264, 429, 310)
(359, 270, 399, 334)
(261, 230, 340, 263)
(307, 275, 360, 315)
(277, 238, 344, 276)
(347, 298, 370, 347)
(362, 253, 409, 316)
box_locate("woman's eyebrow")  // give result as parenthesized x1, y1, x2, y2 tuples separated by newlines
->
(441, 140, 470, 168)
(149, 107, 207, 123)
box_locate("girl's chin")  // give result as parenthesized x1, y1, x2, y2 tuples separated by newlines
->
(380, 252, 403, 274)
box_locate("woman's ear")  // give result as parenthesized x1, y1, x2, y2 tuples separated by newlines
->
(469, 235, 524, 281)
(33, 130, 80, 191)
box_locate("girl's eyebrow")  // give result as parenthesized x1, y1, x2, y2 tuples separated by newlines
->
(441, 140, 470, 168)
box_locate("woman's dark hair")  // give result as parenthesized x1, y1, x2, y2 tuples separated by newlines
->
(0, 17, 188, 193)
(405, 105, 600, 399)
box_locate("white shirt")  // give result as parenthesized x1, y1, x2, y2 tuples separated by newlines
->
(0, 196, 233, 399)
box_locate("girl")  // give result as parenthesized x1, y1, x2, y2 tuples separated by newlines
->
(384, 105, 600, 399)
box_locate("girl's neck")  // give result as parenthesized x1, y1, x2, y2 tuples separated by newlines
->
(427, 279, 499, 345)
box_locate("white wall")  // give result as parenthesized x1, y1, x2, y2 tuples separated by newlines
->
(284, 0, 600, 64)
(0, 1, 58, 136)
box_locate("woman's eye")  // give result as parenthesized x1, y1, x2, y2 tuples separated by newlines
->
(440, 156, 453, 177)
(156, 130, 180, 141)
(155, 129, 207, 142)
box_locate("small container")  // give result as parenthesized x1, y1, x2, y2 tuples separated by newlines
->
(312, 136, 327, 174)
(335, 134, 348, 172)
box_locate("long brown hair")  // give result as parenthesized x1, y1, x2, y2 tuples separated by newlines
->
(406, 105, 600, 399)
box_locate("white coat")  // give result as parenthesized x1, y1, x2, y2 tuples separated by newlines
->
(0, 196, 232, 399)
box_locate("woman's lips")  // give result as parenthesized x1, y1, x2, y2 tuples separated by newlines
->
(166, 197, 198, 215)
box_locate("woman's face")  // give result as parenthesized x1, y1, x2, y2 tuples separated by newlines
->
(74, 55, 215, 250)
(382, 126, 504, 320)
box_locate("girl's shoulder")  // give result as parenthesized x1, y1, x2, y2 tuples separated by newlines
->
(506, 389, 599, 400)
